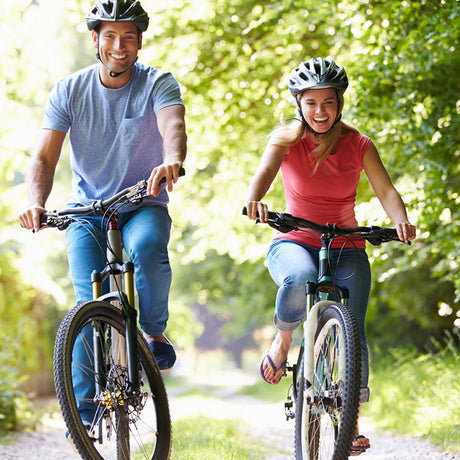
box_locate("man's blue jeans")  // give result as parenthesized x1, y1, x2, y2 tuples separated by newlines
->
(65, 205, 172, 422)
(267, 238, 371, 388)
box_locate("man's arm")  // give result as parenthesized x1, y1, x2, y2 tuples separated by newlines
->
(18, 129, 65, 231)
(147, 104, 187, 196)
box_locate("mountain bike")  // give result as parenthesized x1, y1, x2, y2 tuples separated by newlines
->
(39, 169, 184, 460)
(244, 209, 409, 460)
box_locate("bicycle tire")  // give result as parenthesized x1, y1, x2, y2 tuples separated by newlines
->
(295, 303, 361, 460)
(54, 300, 171, 460)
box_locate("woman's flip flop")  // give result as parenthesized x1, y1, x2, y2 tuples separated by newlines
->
(259, 353, 287, 384)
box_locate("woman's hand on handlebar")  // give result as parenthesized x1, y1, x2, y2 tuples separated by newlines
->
(244, 201, 269, 223)
(395, 221, 416, 244)
(19, 204, 47, 233)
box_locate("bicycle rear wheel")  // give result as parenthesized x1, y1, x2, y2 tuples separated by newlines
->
(295, 303, 361, 460)
(54, 300, 171, 460)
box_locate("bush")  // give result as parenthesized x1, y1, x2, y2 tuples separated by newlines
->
(0, 348, 30, 433)
(0, 250, 60, 433)
(365, 336, 460, 451)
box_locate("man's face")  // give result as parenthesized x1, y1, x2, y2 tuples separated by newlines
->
(92, 21, 142, 76)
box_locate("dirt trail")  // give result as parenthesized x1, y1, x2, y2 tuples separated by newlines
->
(0, 369, 458, 459)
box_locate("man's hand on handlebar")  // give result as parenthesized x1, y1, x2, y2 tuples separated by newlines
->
(147, 162, 184, 197)
(19, 204, 47, 233)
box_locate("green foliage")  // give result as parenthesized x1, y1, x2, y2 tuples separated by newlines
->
(365, 338, 460, 451)
(0, 346, 34, 435)
(334, 0, 460, 303)
(163, 0, 460, 347)
(1, 3, 459, 438)
(170, 249, 277, 347)
(0, 244, 60, 432)
(367, 249, 458, 350)
(0, 348, 20, 433)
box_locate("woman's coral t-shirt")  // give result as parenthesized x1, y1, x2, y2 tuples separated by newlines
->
(274, 131, 371, 249)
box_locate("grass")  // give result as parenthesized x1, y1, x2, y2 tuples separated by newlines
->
(237, 373, 291, 403)
(362, 340, 460, 452)
(170, 416, 276, 459)
(235, 340, 460, 453)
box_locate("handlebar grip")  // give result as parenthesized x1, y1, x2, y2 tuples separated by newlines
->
(39, 212, 49, 226)
(242, 207, 278, 220)
(159, 166, 186, 185)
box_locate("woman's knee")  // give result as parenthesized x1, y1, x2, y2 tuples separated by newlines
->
(283, 270, 313, 291)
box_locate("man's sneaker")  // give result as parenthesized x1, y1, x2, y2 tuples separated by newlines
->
(148, 337, 176, 371)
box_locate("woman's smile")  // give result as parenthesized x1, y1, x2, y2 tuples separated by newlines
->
(299, 88, 339, 133)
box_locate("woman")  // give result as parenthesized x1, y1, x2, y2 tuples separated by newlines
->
(244, 57, 416, 454)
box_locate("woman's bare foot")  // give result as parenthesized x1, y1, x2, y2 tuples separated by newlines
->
(260, 330, 292, 384)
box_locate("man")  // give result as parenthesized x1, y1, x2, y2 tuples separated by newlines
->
(19, 0, 186, 426)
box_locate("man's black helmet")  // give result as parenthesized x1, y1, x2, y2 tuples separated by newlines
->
(86, 0, 149, 32)
(289, 57, 348, 95)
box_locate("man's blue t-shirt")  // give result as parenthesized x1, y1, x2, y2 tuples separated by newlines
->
(42, 61, 184, 208)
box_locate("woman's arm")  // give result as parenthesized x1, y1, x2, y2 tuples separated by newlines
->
(244, 143, 288, 222)
(363, 142, 416, 243)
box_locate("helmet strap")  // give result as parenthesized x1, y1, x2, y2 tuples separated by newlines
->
(109, 57, 138, 78)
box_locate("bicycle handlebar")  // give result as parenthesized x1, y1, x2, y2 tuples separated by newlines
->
(40, 167, 185, 230)
(242, 207, 408, 246)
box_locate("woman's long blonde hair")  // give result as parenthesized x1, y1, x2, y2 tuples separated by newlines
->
(269, 91, 358, 173)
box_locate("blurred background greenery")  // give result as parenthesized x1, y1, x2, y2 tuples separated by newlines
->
(0, 0, 458, 450)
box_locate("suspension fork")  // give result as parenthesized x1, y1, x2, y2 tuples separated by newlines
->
(90, 215, 140, 394)
(303, 282, 335, 398)
(107, 216, 141, 391)
(123, 261, 140, 391)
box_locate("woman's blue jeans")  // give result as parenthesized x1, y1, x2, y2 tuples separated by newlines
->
(267, 238, 371, 389)
(65, 205, 172, 422)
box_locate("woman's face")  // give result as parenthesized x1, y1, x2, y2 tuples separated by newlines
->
(298, 88, 340, 134)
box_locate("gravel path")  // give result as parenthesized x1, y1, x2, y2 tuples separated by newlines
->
(0, 370, 458, 460)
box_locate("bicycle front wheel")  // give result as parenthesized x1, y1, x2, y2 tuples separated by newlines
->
(295, 303, 361, 460)
(54, 301, 171, 460)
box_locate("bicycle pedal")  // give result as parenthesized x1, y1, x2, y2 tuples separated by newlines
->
(284, 395, 295, 420)
(284, 403, 295, 420)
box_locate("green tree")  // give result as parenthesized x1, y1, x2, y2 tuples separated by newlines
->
(156, 0, 460, 346)
(2, 2, 459, 408)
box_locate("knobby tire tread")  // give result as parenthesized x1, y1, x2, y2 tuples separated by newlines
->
(53, 301, 171, 460)
(294, 303, 361, 460)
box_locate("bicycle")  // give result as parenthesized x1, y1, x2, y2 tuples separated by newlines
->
(39, 168, 184, 460)
(243, 209, 409, 460)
